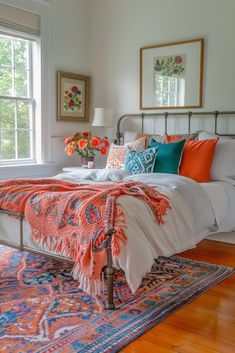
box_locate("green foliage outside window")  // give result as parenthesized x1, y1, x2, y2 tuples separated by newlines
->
(0, 35, 32, 161)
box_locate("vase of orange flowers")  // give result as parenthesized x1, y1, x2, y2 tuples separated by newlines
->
(64, 131, 109, 168)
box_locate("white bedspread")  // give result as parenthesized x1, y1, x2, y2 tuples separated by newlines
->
(55, 171, 217, 292)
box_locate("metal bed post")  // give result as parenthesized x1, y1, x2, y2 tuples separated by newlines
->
(19, 212, 24, 251)
(105, 228, 117, 310)
(188, 111, 192, 133)
(164, 112, 168, 134)
(214, 111, 219, 135)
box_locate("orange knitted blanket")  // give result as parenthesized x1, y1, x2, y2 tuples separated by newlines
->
(0, 178, 170, 295)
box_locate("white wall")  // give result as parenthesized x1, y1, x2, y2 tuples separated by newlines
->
(48, 0, 107, 170)
(1, 0, 235, 178)
(49, 0, 92, 170)
(89, 0, 235, 134)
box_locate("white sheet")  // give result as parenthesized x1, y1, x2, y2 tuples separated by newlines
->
(55, 168, 129, 182)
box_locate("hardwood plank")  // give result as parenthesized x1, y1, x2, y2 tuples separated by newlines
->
(183, 300, 235, 322)
(155, 323, 234, 353)
(120, 240, 235, 353)
(121, 337, 182, 353)
(163, 310, 235, 346)
(138, 330, 220, 353)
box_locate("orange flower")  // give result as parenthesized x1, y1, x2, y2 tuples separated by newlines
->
(78, 138, 88, 149)
(66, 144, 75, 156)
(64, 136, 73, 144)
(90, 136, 101, 148)
(100, 146, 107, 155)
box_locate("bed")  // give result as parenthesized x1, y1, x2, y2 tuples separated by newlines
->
(1, 110, 235, 309)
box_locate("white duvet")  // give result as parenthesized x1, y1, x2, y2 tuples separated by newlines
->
(55, 170, 217, 293)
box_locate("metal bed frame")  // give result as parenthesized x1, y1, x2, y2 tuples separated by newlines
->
(1, 110, 235, 310)
(117, 110, 235, 144)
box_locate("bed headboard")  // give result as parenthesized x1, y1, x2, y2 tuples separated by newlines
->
(116, 110, 235, 145)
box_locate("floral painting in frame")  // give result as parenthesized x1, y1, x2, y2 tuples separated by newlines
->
(140, 38, 204, 110)
(57, 70, 90, 122)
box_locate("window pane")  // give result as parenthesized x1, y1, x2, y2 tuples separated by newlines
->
(0, 130, 15, 160)
(170, 77, 177, 92)
(155, 75, 162, 91)
(155, 93, 162, 107)
(14, 69, 29, 97)
(162, 76, 169, 92)
(0, 37, 12, 67)
(162, 92, 169, 106)
(14, 40, 29, 69)
(0, 100, 15, 129)
(17, 101, 30, 129)
(0, 33, 34, 163)
(169, 93, 176, 107)
(17, 130, 31, 158)
(0, 67, 13, 96)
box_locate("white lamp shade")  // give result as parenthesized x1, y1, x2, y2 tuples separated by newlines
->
(92, 108, 113, 127)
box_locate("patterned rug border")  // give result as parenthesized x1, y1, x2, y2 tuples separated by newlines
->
(112, 257, 235, 353)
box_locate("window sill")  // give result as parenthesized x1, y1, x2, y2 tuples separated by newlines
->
(0, 163, 58, 180)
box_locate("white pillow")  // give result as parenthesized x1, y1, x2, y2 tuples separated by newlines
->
(210, 140, 235, 185)
(106, 137, 146, 169)
(198, 131, 234, 140)
(123, 131, 139, 144)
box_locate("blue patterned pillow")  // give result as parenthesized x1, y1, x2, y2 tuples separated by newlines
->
(125, 147, 158, 174)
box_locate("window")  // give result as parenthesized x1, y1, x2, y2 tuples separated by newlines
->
(0, 33, 35, 164)
(154, 74, 185, 108)
(154, 75, 178, 107)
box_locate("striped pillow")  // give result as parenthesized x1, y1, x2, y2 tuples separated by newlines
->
(106, 137, 146, 169)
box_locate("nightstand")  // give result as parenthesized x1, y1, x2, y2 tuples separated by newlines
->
(63, 167, 83, 172)
(62, 166, 103, 172)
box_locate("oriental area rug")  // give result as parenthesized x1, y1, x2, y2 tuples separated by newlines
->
(0, 245, 234, 353)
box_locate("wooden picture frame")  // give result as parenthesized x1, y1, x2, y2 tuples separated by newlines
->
(57, 70, 90, 122)
(140, 38, 204, 110)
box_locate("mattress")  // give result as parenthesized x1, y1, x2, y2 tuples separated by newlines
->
(199, 181, 235, 239)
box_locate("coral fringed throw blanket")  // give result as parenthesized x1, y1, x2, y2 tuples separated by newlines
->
(0, 178, 170, 295)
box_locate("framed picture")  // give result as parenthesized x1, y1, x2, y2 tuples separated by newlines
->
(57, 70, 90, 122)
(140, 38, 204, 110)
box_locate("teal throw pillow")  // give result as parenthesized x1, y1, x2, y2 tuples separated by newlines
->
(149, 138, 185, 174)
(125, 147, 158, 174)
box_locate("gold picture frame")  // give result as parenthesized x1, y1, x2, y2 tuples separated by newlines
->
(140, 38, 204, 110)
(57, 70, 90, 122)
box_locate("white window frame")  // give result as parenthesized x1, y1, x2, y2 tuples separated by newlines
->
(0, 28, 41, 166)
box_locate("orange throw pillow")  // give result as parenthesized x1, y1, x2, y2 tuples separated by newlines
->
(179, 139, 218, 182)
(164, 134, 182, 143)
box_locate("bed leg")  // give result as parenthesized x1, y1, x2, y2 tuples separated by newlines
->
(105, 229, 116, 310)
(19, 212, 24, 251)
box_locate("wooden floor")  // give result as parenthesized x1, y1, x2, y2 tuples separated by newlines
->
(121, 240, 235, 353)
